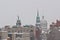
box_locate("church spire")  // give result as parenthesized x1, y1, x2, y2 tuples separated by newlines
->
(36, 10, 40, 27)
(37, 9, 39, 17)
(36, 10, 40, 23)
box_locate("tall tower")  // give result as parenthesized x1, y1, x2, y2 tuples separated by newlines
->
(40, 16, 47, 32)
(35, 10, 42, 40)
(36, 10, 40, 27)
(16, 16, 21, 27)
(40, 16, 47, 40)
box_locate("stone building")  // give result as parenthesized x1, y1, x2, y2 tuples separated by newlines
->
(0, 29, 8, 40)
(3, 16, 35, 40)
(4, 25, 35, 40)
(35, 10, 48, 40)
(40, 16, 48, 40)
(47, 20, 60, 40)
(35, 10, 42, 40)
(0, 11, 48, 40)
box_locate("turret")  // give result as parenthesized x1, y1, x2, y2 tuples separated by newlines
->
(16, 16, 21, 27)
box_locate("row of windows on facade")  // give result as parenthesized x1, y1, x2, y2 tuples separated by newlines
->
(16, 34, 22, 38)
(8, 30, 33, 33)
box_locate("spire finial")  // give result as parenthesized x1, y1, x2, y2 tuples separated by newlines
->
(37, 9, 39, 16)
(17, 16, 19, 20)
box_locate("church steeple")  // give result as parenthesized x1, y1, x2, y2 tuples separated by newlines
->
(37, 10, 39, 16)
(36, 10, 40, 27)
(16, 16, 21, 27)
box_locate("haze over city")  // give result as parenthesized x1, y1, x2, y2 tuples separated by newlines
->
(0, 0, 60, 27)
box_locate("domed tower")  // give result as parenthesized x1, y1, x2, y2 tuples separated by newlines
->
(16, 16, 21, 27)
(40, 16, 47, 32)
(40, 16, 47, 40)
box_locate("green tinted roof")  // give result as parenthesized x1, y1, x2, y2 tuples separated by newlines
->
(24, 25, 30, 27)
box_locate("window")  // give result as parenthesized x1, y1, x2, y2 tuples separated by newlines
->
(18, 30, 22, 33)
(8, 31, 11, 33)
(8, 34, 12, 40)
(16, 34, 22, 38)
(30, 30, 33, 32)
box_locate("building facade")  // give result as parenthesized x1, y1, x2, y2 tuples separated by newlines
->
(0, 29, 8, 40)
(0, 11, 48, 40)
(40, 16, 48, 40)
(35, 10, 48, 40)
(47, 20, 60, 40)
(35, 10, 42, 40)
(3, 16, 35, 40)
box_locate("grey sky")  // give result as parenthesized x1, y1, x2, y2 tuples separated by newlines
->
(0, 0, 60, 27)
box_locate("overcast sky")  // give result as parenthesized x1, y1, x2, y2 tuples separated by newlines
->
(0, 0, 60, 28)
